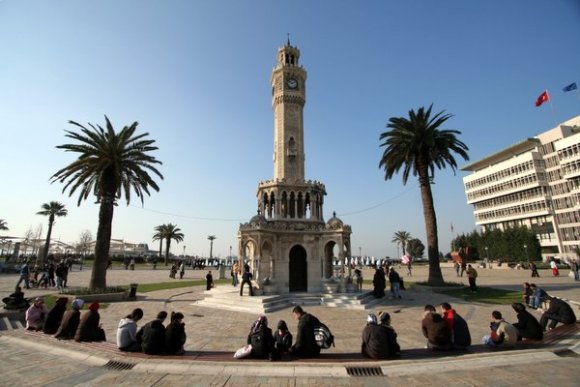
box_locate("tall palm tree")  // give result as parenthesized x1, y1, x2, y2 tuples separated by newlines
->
(51, 116, 163, 291)
(163, 223, 184, 265)
(392, 230, 411, 256)
(37, 201, 68, 261)
(0, 219, 8, 231)
(152, 224, 167, 261)
(379, 105, 469, 285)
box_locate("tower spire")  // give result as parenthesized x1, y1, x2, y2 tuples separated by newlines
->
(287, 33, 291, 46)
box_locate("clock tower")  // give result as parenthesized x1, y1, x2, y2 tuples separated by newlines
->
(238, 40, 352, 295)
(271, 42, 307, 181)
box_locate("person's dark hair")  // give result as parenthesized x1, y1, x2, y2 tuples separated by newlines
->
(440, 302, 452, 311)
(292, 305, 304, 314)
(424, 304, 436, 312)
(127, 308, 144, 320)
(171, 311, 184, 323)
(523, 282, 530, 287)
(157, 311, 168, 320)
(530, 283, 537, 288)
(492, 311, 502, 320)
(512, 303, 526, 313)
(277, 320, 288, 331)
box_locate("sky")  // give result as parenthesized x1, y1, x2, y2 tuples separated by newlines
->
(1, 0, 580, 260)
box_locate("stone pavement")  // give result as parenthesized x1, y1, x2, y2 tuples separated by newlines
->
(0, 264, 578, 386)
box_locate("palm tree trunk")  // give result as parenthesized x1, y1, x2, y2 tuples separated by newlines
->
(418, 169, 445, 285)
(158, 240, 162, 259)
(41, 218, 54, 263)
(90, 200, 115, 291)
(165, 239, 171, 266)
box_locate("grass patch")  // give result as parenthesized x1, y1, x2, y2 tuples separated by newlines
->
(413, 281, 464, 288)
(435, 286, 522, 305)
(37, 294, 109, 310)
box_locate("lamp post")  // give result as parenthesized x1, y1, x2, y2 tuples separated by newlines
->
(523, 244, 528, 262)
(207, 235, 216, 262)
(229, 245, 232, 265)
(183, 245, 186, 257)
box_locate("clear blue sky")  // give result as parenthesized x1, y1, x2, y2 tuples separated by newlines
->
(1, 1, 579, 259)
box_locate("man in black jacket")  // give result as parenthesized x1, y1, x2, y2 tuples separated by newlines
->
(290, 306, 320, 358)
(539, 297, 577, 331)
(137, 311, 168, 354)
(512, 303, 543, 340)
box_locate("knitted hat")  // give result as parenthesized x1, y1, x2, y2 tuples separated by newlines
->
(56, 297, 68, 305)
(367, 313, 377, 325)
(71, 298, 84, 310)
(378, 311, 391, 324)
(88, 302, 100, 311)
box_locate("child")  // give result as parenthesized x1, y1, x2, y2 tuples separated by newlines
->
(274, 320, 293, 354)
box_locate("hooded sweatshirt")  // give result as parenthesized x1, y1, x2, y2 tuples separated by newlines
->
(117, 317, 139, 349)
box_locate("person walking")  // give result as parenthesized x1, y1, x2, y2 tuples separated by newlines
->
(179, 261, 185, 279)
(466, 264, 478, 292)
(529, 262, 540, 277)
(16, 261, 31, 289)
(231, 261, 239, 287)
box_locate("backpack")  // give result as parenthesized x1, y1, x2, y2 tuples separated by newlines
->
(313, 322, 335, 349)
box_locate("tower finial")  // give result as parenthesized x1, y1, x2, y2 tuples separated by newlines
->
(287, 33, 291, 46)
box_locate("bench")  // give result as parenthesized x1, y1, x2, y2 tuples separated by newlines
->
(12, 323, 578, 363)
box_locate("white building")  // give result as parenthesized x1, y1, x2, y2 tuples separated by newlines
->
(462, 116, 580, 262)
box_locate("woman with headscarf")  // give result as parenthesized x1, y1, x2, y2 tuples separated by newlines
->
(512, 303, 543, 341)
(25, 297, 49, 331)
(43, 297, 68, 334)
(246, 315, 274, 359)
(75, 302, 106, 342)
(378, 311, 401, 356)
(55, 298, 84, 340)
(165, 312, 187, 355)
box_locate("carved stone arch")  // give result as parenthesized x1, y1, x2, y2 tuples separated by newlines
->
(297, 191, 304, 219)
(323, 240, 337, 279)
(289, 191, 296, 218)
(242, 238, 258, 276)
(289, 244, 307, 292)
(281, 191, 288, 218)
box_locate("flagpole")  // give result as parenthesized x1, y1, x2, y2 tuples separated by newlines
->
(545, 89, 557, 126)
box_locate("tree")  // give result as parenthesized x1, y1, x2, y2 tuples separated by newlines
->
(51, 116, 163, 291)
(152, 224, 167, 261)
(392, 230, 411, 256)
(77, 230, 93, 256)
(379, 105, 469, 285)
(163, 223, 184, 265)
(37, 201, 68, 261)
(0, 219, 8, 231)
(407, 238, 425, 260)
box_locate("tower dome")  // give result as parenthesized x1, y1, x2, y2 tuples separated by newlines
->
(326, 211, 344, 229)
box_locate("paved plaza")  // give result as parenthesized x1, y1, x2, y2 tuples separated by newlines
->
(0, 264, 578, 386)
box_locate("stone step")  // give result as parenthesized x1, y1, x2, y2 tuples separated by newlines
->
(0, 314, 25, 331)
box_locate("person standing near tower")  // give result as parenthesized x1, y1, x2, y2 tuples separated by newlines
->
(240, 264, 254, 296)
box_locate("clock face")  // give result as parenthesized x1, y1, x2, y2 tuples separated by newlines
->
(287, 78, 298, 89)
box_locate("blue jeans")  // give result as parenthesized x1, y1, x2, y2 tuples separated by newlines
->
(391, 282, 401, 298)
(16, 274, 30, 289)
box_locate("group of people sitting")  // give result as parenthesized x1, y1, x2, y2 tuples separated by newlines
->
(25, 296, 106, 342)
(22, 294, 186, 356)
(116, 308, 187, 355)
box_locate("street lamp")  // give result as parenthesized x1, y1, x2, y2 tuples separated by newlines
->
(229, 245, 232, 265)
(207, 235, 217, 261)
(523, 244, 528, 262)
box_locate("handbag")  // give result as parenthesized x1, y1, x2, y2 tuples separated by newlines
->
(234, 344, 252, 359)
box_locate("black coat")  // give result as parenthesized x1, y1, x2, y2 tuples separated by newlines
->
(75, 310, 106, 342)
(361, 324, 400, 359)
(247, 325, 274, 359)
(373, 269, 386, 297)
(165, 322, 187, 354)
(453, 313, 472, 347)
(513, 310, 543, 340)
(54, 309, 80, 340)
(138, 319, 166, 355)
(43, 304, 67, 335)
(292, 313, 321, 358)
(545, 298, 577, 324)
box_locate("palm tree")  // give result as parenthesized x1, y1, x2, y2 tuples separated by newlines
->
(163, 223, 184, 265)
(51, 116, 163, 291)
(0, 219, 8, 231)
(152, 224, 167, 261)
(392, 230, 411, 256)
(379, 105, 469, 285)
(37, 201, 68, 261)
